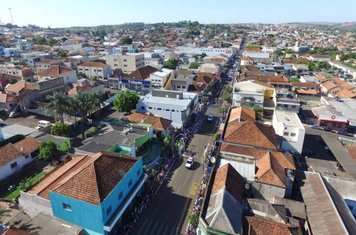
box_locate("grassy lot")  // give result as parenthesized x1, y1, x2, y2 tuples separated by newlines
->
(0, 170, 46, 200)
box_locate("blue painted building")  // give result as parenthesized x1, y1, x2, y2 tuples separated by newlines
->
(49, 151, 147, 235)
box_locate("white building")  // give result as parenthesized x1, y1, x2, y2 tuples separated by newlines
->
(148, 68, 174, 89)
(300, 75, 318, 84)
(0, 137, 39, 181)
(136, 90, 198, 127)
(175, 46, 233, 57)
(272, 110, 305, 154)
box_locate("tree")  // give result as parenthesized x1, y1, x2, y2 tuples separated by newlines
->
(56, 50, 67, 58)
(51, 122, 71, 136)
(90, 92, 106, 119)
(163, 135, 172, 147)
(114, 91, 140, 113)
(163, 58, 178, 70)
(47, 38, 57, 46)
(47, 91, 69, 123)
(189, 62, 200, 69)
(39, 141, 57, 161)
(74, 93, 95, 139)
(121, 36, 133, 45)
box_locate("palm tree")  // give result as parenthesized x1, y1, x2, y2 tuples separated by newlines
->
(74, 93, 94, 139)
(90, 92, 105, 119)
(65, 97, 78, 126)
(47, 91, 69, 123)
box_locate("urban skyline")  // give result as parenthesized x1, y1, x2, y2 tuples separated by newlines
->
(0, 0, 355, 27)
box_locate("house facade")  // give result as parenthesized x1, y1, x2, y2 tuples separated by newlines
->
(136, 89, 198, 128)
(272, 110, 305, 154)
(0, 137, 39, 181)
(49, 152, 147, 235)
(78, 62, 112, 79)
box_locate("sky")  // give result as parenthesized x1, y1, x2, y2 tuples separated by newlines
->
(0, 0, 355, 28)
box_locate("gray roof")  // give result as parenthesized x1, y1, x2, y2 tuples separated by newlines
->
(322, 135, 356, 180)
(205, 189, 243, 234)
(2, 124, 36, 139)
(300, 171, 355, 235)
(7, 212, 82, 235)
(246, 198, 287, 224)
(273, 197, 306, 219)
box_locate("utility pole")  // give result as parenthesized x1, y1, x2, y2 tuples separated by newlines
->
(8, 8, 14, 25)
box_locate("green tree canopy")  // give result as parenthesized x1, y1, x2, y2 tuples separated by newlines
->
(39, 141, 57, 161)
(189, 62, 200, 69)
(163, 58, 178, 70)
(51, 122, 71, 137)
(121, 37, 133, 45)
(114, 91, 140, 113)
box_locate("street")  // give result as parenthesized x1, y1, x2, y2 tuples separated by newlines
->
(130, 101, 221, 235)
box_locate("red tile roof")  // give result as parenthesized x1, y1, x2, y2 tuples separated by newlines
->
(229, 107, 256, 123)
(0, 144, 23, 167)
(223, 121, 278, 150)
(196, 73, 215, 85)
(220, 145, 295, 188)
(125, 66, 158, 81)
(38, 65, 73, 78)
(3, 227, 31, 235)
(53, 152, 138, 204)
(212, 163, 245, 203)
(123, 112, 172, 131)
(13, 137, 39, 155)
(246, 216, 296, 235)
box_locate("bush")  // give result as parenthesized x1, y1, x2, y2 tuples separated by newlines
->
(39, 141, 57, 161)
(51, 122, 71, 137)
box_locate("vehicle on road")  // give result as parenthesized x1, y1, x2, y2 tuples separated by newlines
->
(35, 120, 52, 129)
(311, 125, 323, 130)
(185, 157, 194, 169)
(207, 113, 213, 122)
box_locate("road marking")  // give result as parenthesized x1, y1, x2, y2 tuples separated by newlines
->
(137, 219, 148, 234)
(189, 183, 199, 197)
(150, 221, 160, 235)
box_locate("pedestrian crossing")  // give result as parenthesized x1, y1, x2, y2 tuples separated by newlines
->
(134, 218, 178, 235)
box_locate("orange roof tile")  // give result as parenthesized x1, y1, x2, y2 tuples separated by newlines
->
(53, 152, 138, 205)
(224, 121, 278, 150)
(13, 137, 39, 155)
(246, 216, 296, 235)
(322, 81, 338, 90)
(38, 65, 73, 78)
(220, 145, 295, 188)
(0, 144, 23, 167)
(229, 107, 256, 123)
(212, 163, 245, 203)
(336, 89, 356, 98)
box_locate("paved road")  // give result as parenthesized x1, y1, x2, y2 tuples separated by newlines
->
(131, 103, 221, 235)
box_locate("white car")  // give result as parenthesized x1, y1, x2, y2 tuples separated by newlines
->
(207, 114, 213, 122)
(185, 157, 194, 169)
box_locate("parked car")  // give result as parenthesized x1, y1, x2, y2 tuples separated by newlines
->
(185, 157, 194, 169)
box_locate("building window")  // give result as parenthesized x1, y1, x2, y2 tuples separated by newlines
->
(25, 155, 29, 159)
(283, 132, 289, 136)
(166, 109, 170, 111)
(148, 107, 152, 109)
(141, 106, 145, 110)
(63, 203, 72, 211)
(332, 122, 337, 127)
(137, 169, 141, 176)
(10, 162, 17, 168)
(106, 206, 112, 215)
(290, 133, 296, 137)
(157, 108, 162, 110)
(118, 191, 123, 200)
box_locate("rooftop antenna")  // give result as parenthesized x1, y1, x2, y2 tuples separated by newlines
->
(8, 8, 14, 25)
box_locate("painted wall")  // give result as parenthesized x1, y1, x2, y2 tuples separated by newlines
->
(50, 192, 104, 235)
(50, 158, 144, 234)
(0, 153, 35, 181)
(100, 158, 143, 225)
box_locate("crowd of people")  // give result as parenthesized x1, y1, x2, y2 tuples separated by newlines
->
(115, 189, 153, 235)
(185, 168, 209, 235)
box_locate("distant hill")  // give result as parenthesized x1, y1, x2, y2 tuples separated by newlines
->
(285, 22, 356, 32)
